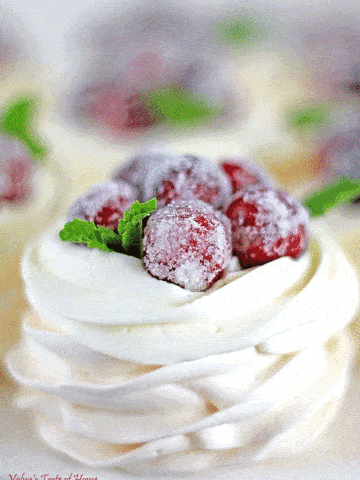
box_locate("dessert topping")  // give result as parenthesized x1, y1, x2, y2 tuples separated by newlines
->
(220, 158, 273, 194)
(60, 198, 157, 257)
(145, 84, 218, 126)
(76, 82, 156, 133)
(303, 176, 360, 217)
(66, 180, 138, 230)
(144, 153, 232, 209)
(0, 98, 46, 159)
(285, 102, 331, 133)
(225, 185, 310, 268)
(0, 153, 34, 204)
(143, 199, 232, 291)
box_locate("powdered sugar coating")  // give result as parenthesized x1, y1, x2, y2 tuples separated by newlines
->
(144, 154, 232, 209)
(66, 180, 138, 230)
(0, 135, 35, 205)
(112, 150, 178, 201)
(220, 158, 274, 194)
(226, 185, 310, 268)
(143, 199, 232, 291)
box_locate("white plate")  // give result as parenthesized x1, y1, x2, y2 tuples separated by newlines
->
(2, 364, 360, 480)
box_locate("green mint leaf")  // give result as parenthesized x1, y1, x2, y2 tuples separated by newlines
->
(285, 104, 331, 132)
(303, 177, 360, 217)
(212, 15, 264, 45)
(59, 219, 115, 252)
(145, 86, 218, 126)
(118, 198, 157, 258)
(59, 199, 157, 257)
(0, 97, 47, 161)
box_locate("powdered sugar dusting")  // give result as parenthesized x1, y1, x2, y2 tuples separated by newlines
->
(144, 153, 231, 209)
(143, 199, 232, 291)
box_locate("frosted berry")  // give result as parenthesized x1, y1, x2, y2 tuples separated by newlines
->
(0, 136, 35, 205)
(225, 185, 310, 268)
(76, 82, 156, 134)
(221, 158, 274, 194)
(143, 200, 232, 291)
(144, 154, 232, 209)
(112, 150, 174, 200)
(320, 128, 360, 178)
(67, 180, 138, 230)
(0, 156, 34, 204)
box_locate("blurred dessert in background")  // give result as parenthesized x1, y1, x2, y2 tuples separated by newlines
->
(0, 97, 68, 359)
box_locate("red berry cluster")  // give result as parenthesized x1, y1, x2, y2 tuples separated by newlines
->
(67, 154, 310, 291)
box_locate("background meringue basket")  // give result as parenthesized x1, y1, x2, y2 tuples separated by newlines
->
(0, 96, 70, 360)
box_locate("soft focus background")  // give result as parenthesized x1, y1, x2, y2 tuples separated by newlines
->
(2, 0, 360, 478)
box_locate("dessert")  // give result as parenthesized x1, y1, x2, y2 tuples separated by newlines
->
(39, 1, 344, 197)
(66, 1, 236, 137)
(6, 152, 360, 475)
(0, 98, 68, 358)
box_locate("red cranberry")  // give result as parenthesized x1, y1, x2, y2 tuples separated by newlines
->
(0, 135, 35, 206)
(225, 185, 310, 268)
(112, 151, 174, 201)
(320, 128, 360, 178)
(143, 200, 232, 291)
(144, 154, 232, 209)
(220, 159, 274, 194)
(67, 180, 138, 230)
(0, 156, 34, 205)
(76, 83, 156, 134)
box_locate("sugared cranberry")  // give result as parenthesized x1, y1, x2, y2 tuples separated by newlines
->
(67, 180, 138, 230)
(143, 200, 232, 291)
(220, 159, 274, 194)
(320, 128, 360, 178)
(112, 150, 173, 200)
(0, 135, 35, 205)
(76, 83, 156, 134)
(225, 185, 310, 268)
(144, 154, 232, 209)
(0, 156, 34, 205)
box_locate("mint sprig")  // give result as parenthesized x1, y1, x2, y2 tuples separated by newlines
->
(59, 198, 157, 258)
(145, 85, 218, 126)
(117, 198, 157, 257)
(303, 177, 360, 218)
(285, 103, 331, 132)
(212, 15, 265, 45)
(0, 97, 47, 160)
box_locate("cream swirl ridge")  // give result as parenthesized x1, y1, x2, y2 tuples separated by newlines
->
(21, 220, 359, 364)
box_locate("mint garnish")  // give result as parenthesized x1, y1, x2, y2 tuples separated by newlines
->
(0, 97, 47, 160)
(59, 198, 157, 258)
(285, 103, 331, 132)
(59, 219, 120, 252)
(145, 85, 218, 125)
(118, 198, 157, 257)
(212, 15, 264, 45)
(303, 177, 360, 218)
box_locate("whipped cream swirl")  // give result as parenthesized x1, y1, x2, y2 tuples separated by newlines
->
(6, 220, 359, 474)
